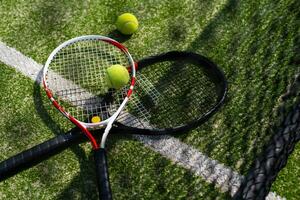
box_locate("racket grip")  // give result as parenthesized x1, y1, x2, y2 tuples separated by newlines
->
(94, 148, 113, 200)
(0, 128, 85, 182)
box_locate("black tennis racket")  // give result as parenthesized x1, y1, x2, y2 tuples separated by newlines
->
(0, 50, 227, 199)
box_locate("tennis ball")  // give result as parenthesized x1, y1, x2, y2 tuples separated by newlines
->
(116, 13, 139, 35)
(106, 64, 130, 89)
(91, 116, 101, 123)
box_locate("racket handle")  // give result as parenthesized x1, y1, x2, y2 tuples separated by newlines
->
(94, 148, 113, 200)
(0, 128, 85, 182)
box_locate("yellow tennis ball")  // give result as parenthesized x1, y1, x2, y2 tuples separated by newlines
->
(91, 116, 101, 123)
(106, 64, 130, 89)
(116, 13, 139, 35)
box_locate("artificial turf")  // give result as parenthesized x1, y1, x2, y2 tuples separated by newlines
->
(0, 0, 299, 199)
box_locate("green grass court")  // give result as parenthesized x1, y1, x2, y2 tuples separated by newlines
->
(0, 0, 299, 199)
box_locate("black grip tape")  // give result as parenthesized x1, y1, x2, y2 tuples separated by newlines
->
(0, 128, 84, 181)
(94, 148, 113, 200)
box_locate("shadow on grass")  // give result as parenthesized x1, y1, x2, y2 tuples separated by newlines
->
(28, 0, 300, 198)
(107, 30, 132, 43)
(54, 134, 131, 200)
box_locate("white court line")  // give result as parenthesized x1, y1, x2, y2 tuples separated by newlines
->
(0, 41, 285, 200)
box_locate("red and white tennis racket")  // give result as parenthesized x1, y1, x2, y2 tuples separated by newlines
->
(43, 35, 135, 199)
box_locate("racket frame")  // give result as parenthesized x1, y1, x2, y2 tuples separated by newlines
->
(42, 35, 136, 149)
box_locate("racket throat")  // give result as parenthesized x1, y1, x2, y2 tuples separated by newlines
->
(69, 116, 99, 149)
(100, 97, 129, 148)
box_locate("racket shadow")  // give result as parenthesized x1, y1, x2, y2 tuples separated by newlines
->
(33, 73, 64, 137)
(54, 134, 133, 200)
(54, 147, 99, 200)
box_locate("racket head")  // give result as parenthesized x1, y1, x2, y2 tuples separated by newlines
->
(43, 35, 136, 129)
(116, 51, 227, 134)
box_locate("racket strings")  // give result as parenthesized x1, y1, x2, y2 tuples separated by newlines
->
(115, 73, 160, 129)
(159, 64, 217, 126)
(46, 39, 131, 123)
(117, 59, 220, 129)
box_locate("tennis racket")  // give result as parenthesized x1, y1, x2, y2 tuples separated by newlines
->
(0, 50, 227, 199)
(43, 35, 136, 200)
